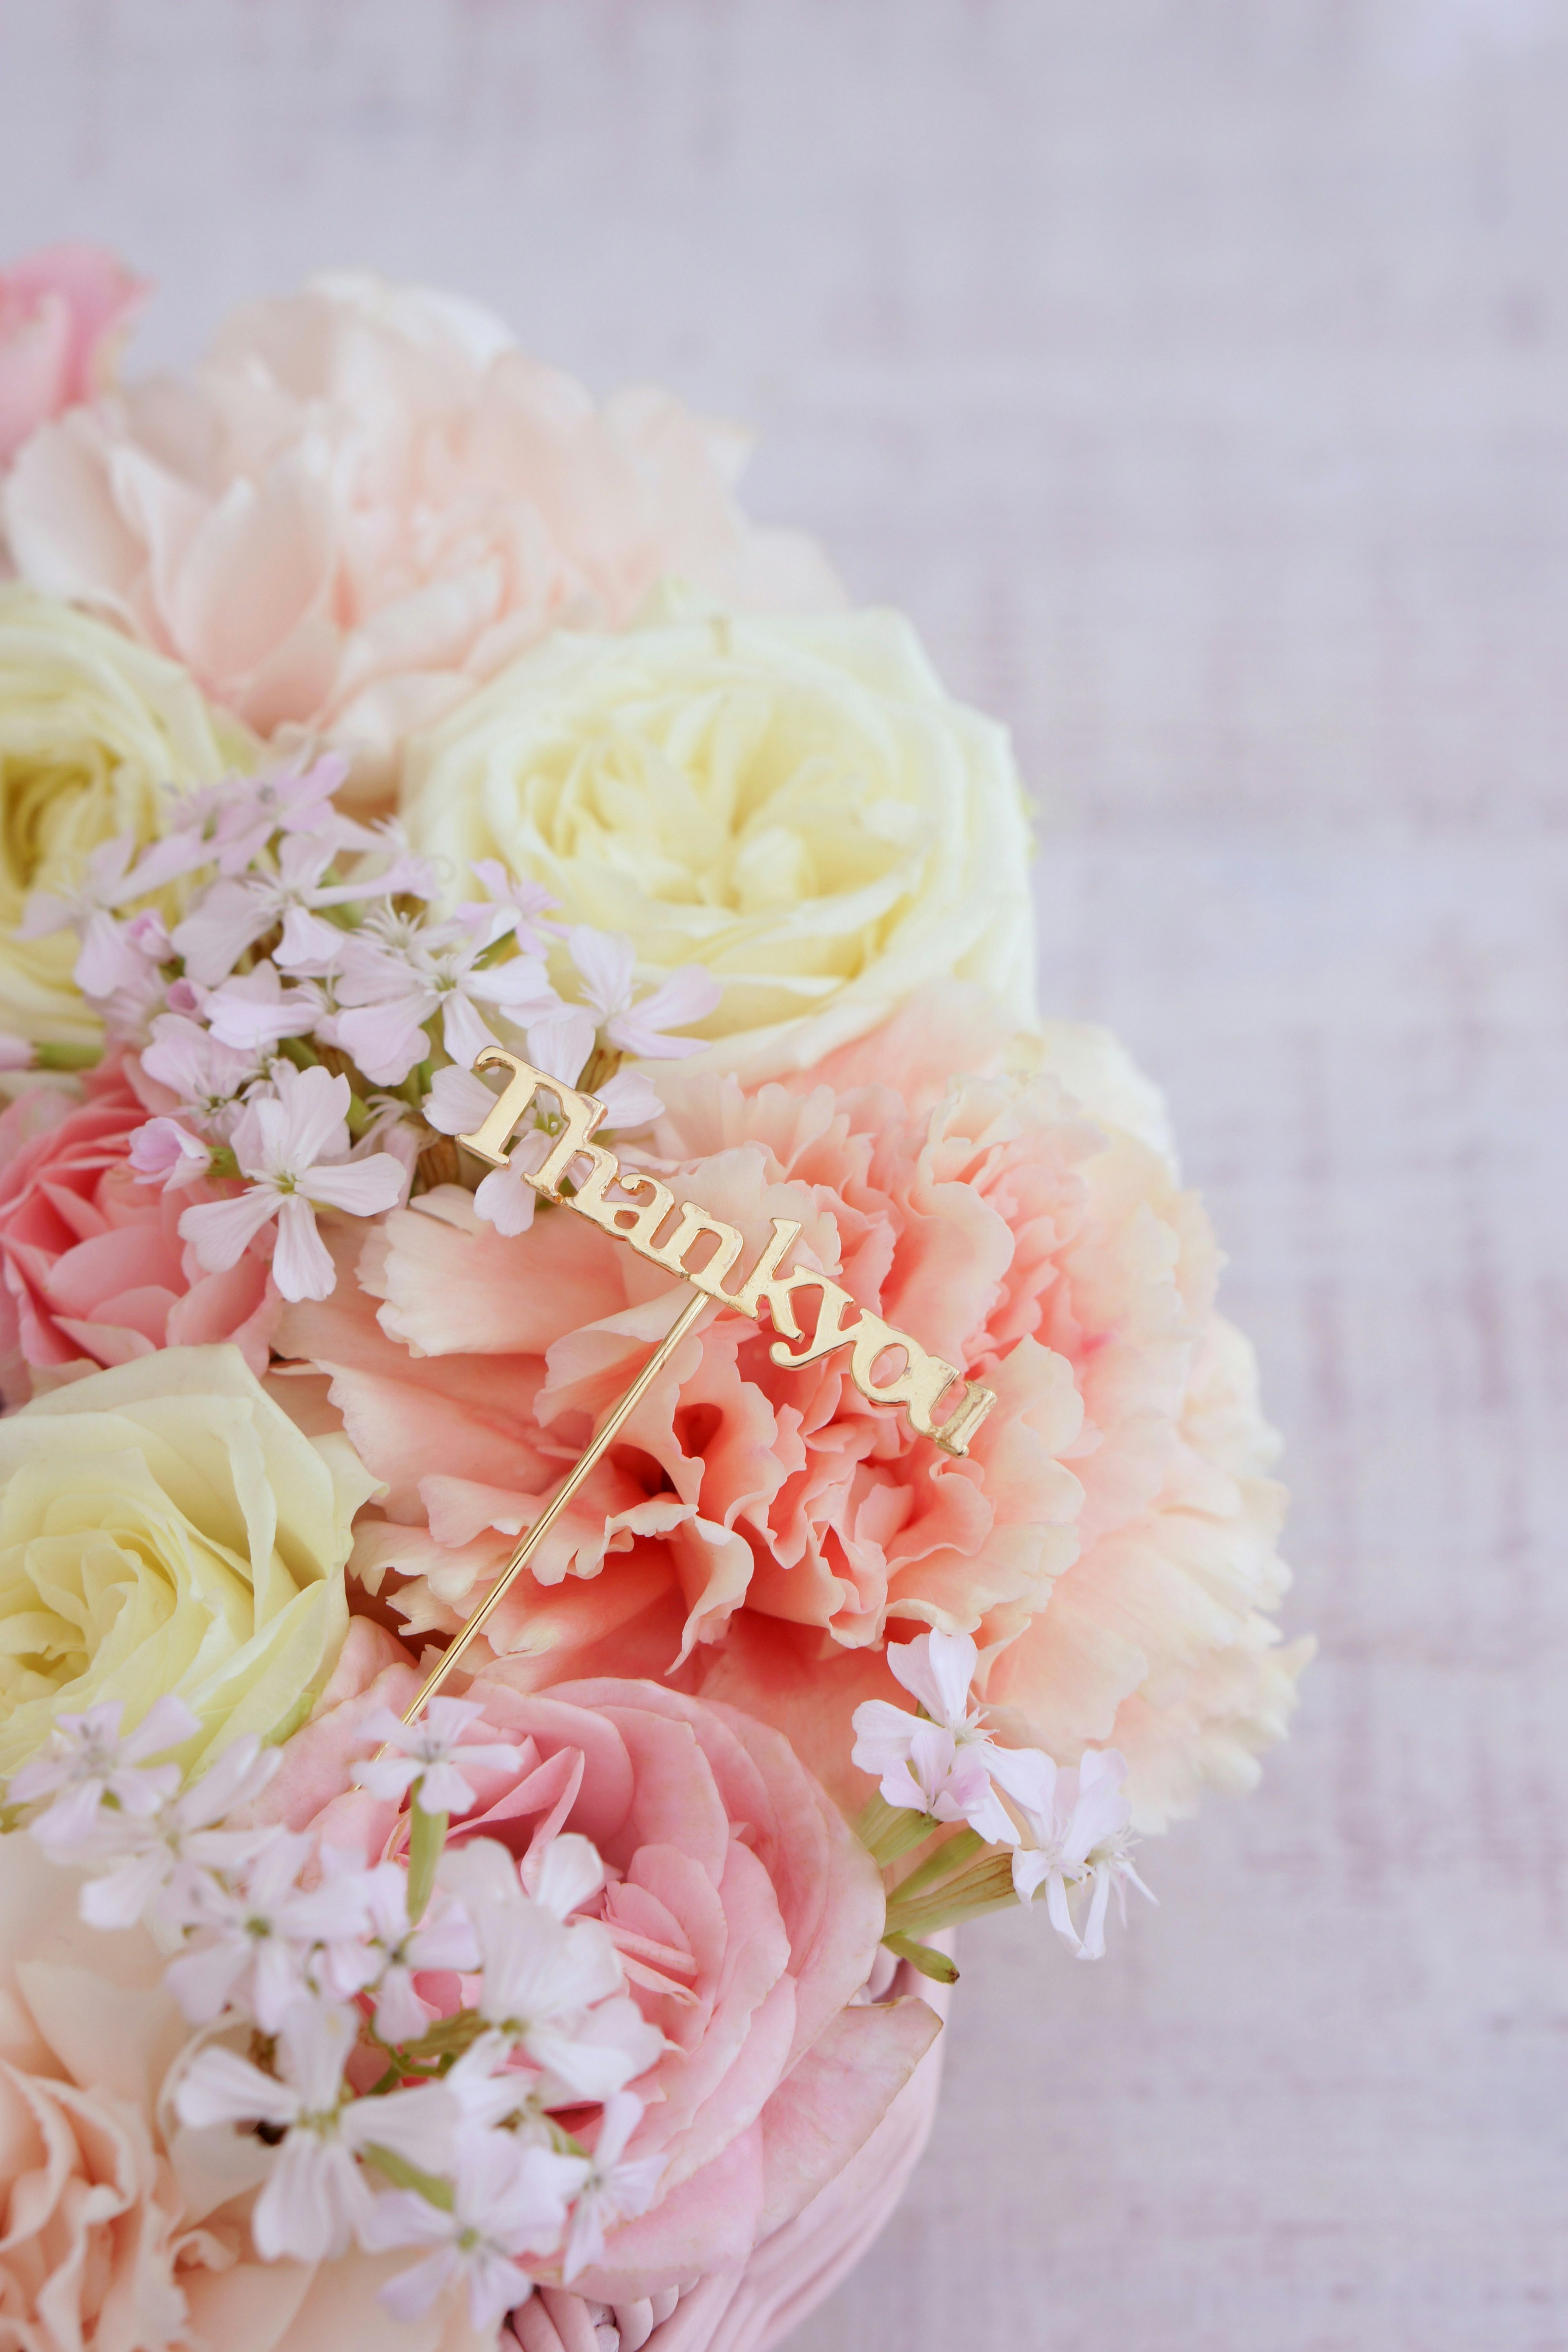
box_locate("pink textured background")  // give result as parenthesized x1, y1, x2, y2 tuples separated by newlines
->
(1, 5, 1563, 2344)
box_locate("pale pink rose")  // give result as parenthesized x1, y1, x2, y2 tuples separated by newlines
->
(0, 245, 147, 467)
(0, 1067, 276, 1404)
(0, 1828, 495, 2352)
(249, 1646, 940, 2305)
(604, 1938, 953, 2352)
(279, 987, 1301, 1829)
(3, 272, 841, 792)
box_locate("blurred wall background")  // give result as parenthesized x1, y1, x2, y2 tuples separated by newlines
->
(2, 5, 1563, 2345)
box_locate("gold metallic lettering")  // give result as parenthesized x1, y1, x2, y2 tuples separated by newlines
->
(929, 1379, 998, 1454)
(725, 1216, 806, 1330)
(452, 1056, 996, 1458)
(459, 1047, 552, 1168)
(646, 1202, 747, 1296)
(767, 1275, 864, 1368)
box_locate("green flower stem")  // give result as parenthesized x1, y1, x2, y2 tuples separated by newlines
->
(855, 1792, 942, 1867)
(580, 1043, 624, 1098)
(34, 1042, 102, 1071)
(386, 2007, 486, 2069)
(892, 1887, 1024, 1941)
(888, 1826, 984, 1906)
(406, 1796, 447, 1925)
(884, 1850, 1020, 1941)
(276, 1036, 321, 1071)
(362, 2143, 455, 2209)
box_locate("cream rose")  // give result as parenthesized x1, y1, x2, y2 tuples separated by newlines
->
(0, 590, 249, 1048)
(0, 1346, 372, 1779)
(400, 604, 1038, 1079)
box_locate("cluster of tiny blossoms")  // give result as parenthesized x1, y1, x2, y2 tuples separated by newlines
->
(853, 1633, 1155, 1964)
(4, 1694, 669, 2329)
(7, 754, 721, 1300)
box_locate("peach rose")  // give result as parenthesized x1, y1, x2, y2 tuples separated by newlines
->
(0, 245, 146, 468)
(3, 272, 840, 795)
(0, 1831, 198, 2352)
(248, 1646, 941, 2304)
(0, 1828, 493, 2352)
(278, 987, 1303, 1831)
(0, 1065, 276, 1406)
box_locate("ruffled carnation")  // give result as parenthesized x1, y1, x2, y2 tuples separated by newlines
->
(0, 244, 146, 468)
(0, 1064, 276, 1405)
(278, 989, 1303, 1831)
(247, 1644, 940, 2303)
(3, 272, 840, 796)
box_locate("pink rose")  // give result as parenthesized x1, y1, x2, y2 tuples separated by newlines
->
(3, 272, 840, 791)
(280, 987, 1301, 1829)
(0, 245, 146, 466)
(252, 1646, 941, 2303)
(0, 1068, 276, 1404)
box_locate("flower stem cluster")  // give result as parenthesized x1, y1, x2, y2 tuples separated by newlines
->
(853, 1631, 1156, 1966)
(3, 1695, 668, 2329)
(5, 754, 720, 1301)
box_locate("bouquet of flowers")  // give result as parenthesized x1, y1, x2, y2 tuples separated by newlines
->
(0, 248, 1308, 2352)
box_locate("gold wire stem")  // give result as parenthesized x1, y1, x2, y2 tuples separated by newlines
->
(397, 1285, 710, 1726)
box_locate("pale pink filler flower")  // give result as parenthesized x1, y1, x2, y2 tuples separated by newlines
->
(178, 1061, 406, 1301)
